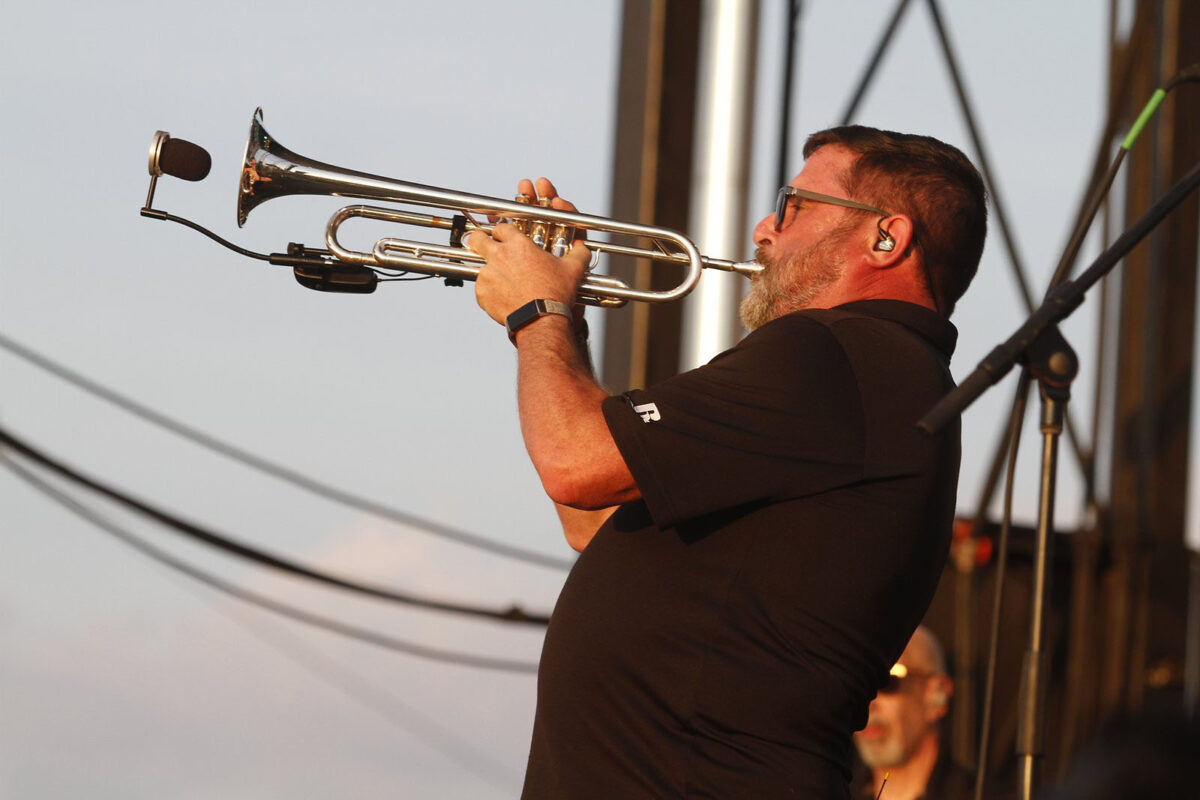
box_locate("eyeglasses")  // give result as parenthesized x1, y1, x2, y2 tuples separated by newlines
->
(773, 186, 890, 232)
(879, 662, 935, 695)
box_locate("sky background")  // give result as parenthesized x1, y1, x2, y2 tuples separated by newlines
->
(2, 1, 1194, 797)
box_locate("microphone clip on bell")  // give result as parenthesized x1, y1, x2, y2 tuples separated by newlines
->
(142, 129, 213, 217)
(138, 126, 377, 294)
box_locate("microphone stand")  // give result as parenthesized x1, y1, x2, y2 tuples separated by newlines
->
(918, 159, 1200, 800)
(1016, 326, 1075, 800)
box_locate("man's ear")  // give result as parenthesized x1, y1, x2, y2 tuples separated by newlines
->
(923, 674, 953, 722)
(868, 215, 915, 268)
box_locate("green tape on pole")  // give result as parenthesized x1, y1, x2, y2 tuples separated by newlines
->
(1122, 88, 1166, 150)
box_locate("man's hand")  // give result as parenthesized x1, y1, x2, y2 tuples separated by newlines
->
(469, 177, 590, 326)
(469, 177, 641, 521)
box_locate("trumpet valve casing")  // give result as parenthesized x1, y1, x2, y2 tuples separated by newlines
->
(511, 193, 532, 234)
(528, 196, 553, 249)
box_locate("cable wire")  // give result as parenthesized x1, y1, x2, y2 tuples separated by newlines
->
(205, 590, 524, 791)
(0, 330, 573, 571)
(838, 0, 914, 126)
(0, 424, 550, 626)
(0, 451, 539, 673)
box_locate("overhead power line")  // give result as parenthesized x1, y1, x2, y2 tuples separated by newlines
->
(0, 330, 572, 570)
(207, 592, 524, 790)
(0, 424, 550, 626)
(0, 452, 538, 674)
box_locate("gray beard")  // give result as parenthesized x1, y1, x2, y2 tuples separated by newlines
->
(738, 242, 845, 331)
(855, 732, 910, 769)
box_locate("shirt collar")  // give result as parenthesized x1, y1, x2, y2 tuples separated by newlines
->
(832, 299, 958, 359)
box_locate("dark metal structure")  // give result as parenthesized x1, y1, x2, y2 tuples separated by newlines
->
(601, 0, 703, 391)
(604, 0, 1199, 793)
(834, 1, 1199, 790)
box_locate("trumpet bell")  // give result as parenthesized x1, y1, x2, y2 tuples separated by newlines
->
(238, 108, 277, 226)
(239, 108, 341, 227)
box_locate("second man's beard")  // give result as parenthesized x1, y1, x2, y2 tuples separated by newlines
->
(738, 240, 846, 331)
(855, 730, 911, 770)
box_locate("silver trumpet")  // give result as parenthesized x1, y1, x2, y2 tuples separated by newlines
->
(237, 109, 760, 306)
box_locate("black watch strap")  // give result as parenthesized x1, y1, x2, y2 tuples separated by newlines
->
(505, 299, 573, 344)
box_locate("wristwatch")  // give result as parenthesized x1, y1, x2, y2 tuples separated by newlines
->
(505, 299, 573, 344)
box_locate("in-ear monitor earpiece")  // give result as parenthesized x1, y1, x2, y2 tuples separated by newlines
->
(875, 220, 895, 251)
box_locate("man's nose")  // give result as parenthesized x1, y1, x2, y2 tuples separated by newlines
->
(752, 213, 776, 247)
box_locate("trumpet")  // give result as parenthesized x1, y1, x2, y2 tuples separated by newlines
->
(147, 109, 762, 305)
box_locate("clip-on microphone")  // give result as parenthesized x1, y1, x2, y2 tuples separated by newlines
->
(140, 129, 377, 294)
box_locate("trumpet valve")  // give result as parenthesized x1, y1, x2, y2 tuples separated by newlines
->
(511, 192, 532, 234)
(549, 224, 574, 257)
(529, 195, 553, 250)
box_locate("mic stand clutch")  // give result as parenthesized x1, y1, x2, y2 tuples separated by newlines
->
(917, 158, 1200, 800)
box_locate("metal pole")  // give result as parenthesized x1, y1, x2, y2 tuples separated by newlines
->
(1186, 551, 1200, 716)
(972, 371, 1031, 800)
(839, 0, 913, 125)
(775, 0, 803, 191)
(680, 0, 759, 371)
(1017, 381, 1069, 800)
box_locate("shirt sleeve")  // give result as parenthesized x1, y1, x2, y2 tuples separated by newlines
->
(601, 313, 869, 529)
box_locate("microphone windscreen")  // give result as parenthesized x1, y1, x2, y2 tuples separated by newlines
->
(159, 137, 212, 181)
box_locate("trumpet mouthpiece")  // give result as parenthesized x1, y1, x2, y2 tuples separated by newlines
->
(700, 256, 762, 277)
(732, 260, 763, 278)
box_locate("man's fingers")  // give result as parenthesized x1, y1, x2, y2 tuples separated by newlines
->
(550, 196, 579, 213)
(489, 221, 518, 242)
(567, 240, 591, 260)
(471, 222, 532, 256)
(537, 180, 587, 243)
(566, 241, 592, 272)
(465, 228, 493, 257)
(535, 177, 559, 200)
(499, 177, 587, 246)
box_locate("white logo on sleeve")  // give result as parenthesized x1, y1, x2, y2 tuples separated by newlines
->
(633, 402, 661, 423)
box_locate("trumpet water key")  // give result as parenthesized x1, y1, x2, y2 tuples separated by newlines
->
(142, 108, 761, 305)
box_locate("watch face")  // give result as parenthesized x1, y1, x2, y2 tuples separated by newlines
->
(506, 300, 542, 334)
(506, 300, 569, 342)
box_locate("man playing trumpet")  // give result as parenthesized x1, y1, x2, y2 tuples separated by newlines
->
(468, 125, 987, 798)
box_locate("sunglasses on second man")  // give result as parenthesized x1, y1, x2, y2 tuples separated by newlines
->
(878, 662, 934, 695)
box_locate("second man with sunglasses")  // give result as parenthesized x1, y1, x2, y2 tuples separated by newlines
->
(470, 125, 988, 799)
(853, 626, 976, 800)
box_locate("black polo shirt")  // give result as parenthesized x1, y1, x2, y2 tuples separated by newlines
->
(522, 301, 961, 799)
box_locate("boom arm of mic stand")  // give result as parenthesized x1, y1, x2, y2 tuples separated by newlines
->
(919, 158, 1200, 435)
